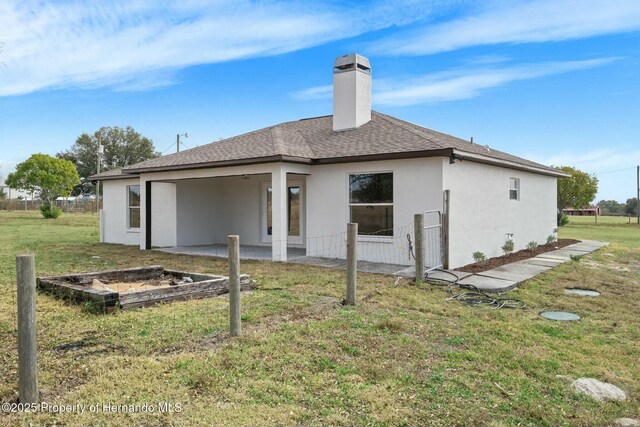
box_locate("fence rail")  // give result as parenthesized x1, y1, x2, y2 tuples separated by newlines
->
(0, 199, 102, 212)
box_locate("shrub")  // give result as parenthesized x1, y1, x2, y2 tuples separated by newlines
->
(546, 234, 557, 244)
(501, 240, 514, 255)
(472, 251, 487, 264)
(40, 203, 62, 219)
(557, 213, 569, 226)
(527, 241, 538, 252)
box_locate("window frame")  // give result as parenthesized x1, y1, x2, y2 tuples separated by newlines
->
(347, 171, 394, 238)
(127, 185, 141, 230)
(509, 177, 520, 201)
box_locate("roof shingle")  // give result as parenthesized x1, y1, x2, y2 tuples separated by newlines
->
(91, 111, 560, 178)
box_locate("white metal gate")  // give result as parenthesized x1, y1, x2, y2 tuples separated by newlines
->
(423, 210, 443, 271)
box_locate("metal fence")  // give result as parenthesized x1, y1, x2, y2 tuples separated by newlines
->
(0, 199, 102, 212)
(423, 210, 443, 271)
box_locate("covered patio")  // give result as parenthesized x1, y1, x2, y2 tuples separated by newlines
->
(156, 244, 416, 277)
(142, 162, 310, 262)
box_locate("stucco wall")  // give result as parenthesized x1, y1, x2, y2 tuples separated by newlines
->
(102, 178, 141, 246)
(443, 161, 557, 269)
(306, 158, 443, 265)
(151, 182, 177, 247)
(175, 179, 221, 246)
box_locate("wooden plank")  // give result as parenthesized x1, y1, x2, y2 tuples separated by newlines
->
(120, 277, 253, 309)
(119, 275, 253, 309)
(38, 266, 165, 286)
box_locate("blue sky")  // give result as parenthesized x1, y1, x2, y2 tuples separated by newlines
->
(1, 0, 639, 202)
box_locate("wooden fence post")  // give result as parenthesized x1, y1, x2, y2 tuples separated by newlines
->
(346, 223, 357, 306)
(16, 254, 38, 404)
(228, 235, 241, 337)
(414, 213, 425, 282)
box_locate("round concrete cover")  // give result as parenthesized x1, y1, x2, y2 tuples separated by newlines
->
(540, 311, 581, 321)
(565, 288, 600, 296)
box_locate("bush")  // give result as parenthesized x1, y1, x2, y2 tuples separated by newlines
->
(40, 203, 62, 219)
(472, 251, 487, 264)
(557, 212, 569, 226)
(546, 234, 557, 244)
(527, 241, 538, 252)
(501, 240, 514, 255)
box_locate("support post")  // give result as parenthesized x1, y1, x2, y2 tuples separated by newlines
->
(16, 254, 38, 404)
(636, 165, 639, 224)
(346, 223, 357, 306)
(271, 166, 288, 262)
(228, 235, 241, 337)
(442, 190, 450, 270)
(414, 213, 425, 282)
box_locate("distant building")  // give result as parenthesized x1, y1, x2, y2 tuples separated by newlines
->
(0, 180, 33, 200)
(563, 206, 600, 216)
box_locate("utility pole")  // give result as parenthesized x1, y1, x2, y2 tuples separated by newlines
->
(96, 138, 103, 213)
(176, 132, 188, 153)
(637, 165, 639, 224)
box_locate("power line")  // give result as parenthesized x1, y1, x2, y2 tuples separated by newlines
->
(593, 166, 637, 175)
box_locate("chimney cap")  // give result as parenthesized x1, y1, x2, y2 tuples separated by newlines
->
(334, 53, 371, 75)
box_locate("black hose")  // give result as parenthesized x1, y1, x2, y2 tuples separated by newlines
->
(424, 269, 526, 310)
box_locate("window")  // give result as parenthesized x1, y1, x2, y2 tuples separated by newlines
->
(349, 173, 393, 236)
(263, 183, 303, 244)
(509, 178, 520, 200)
(127, 185, 141, 229)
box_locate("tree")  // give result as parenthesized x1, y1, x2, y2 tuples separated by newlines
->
(625, 198, 638, 216)
(6, 154, 80, 207)
(556, 166, 598, 211)
(597, 199, 625, 215)
(57, 126, 159, 195)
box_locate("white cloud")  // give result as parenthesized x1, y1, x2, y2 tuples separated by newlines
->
(527, 148, 640, 175)
(525, 148, 640, 202)
(0, 0, 436, 96)
(370, 0, 640, 55)
(292, 58, 616, 106)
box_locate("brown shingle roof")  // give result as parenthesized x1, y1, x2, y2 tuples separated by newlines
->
(91, 111, 561, 178)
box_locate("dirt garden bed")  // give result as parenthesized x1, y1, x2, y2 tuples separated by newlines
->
(455, 239, 581, 273)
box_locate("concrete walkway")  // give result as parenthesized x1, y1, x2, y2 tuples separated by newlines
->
(441, 240, 608, 293)
(158, 240, 607, 293)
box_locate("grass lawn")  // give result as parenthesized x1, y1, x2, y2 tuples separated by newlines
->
(0, 211, 638, 426)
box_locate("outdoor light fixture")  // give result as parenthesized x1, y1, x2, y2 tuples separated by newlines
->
(449, 153, 463, 164)
(241, 174, 250, 180)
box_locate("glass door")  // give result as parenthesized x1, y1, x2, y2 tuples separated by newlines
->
(262, 181, 303, 245)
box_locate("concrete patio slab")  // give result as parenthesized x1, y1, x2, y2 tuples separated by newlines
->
(476, 268, 537, 283)
(425, 269, 473, 281)
(458, 274, 517, 293)
(509, 260, 554, 272)
(521, 257, 564, 267)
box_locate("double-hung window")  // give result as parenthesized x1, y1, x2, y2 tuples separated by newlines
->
(509, 178, 520, 200)
(127, 185, 141, 229)
(349, 173, 393, 236)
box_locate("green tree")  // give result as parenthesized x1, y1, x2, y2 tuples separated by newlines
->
(57, 126, 159, 194)
(597, 199, 625, 215)
(625, 198, 638, 216)
(556, 166, 598, 211)
(6, 154, 80, 209)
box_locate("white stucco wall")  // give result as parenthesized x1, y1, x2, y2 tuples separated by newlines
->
(151, 182, 177, 247)
(175, 179, 221, 246)
(306, 158, 444, 265)
(102, 178, 141, 246)
(443, 161, 557, 269)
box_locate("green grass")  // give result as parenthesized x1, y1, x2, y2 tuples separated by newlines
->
(0, 211, 639, 426)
